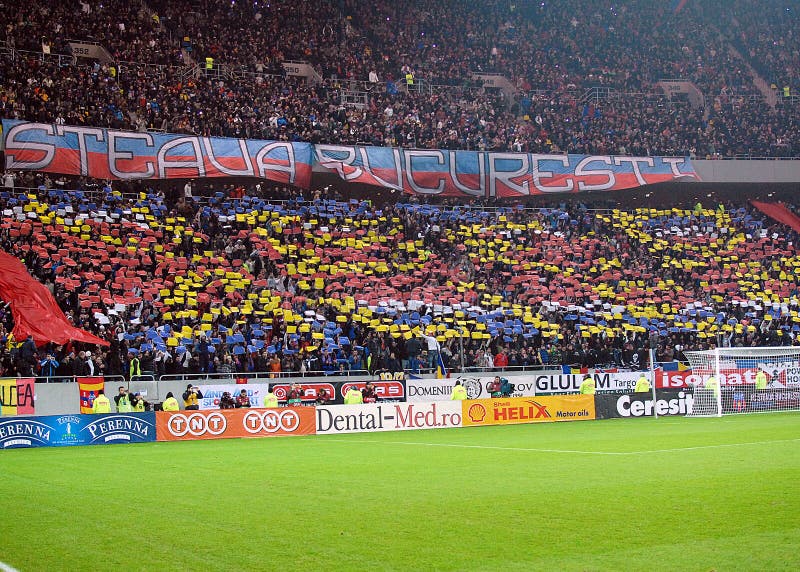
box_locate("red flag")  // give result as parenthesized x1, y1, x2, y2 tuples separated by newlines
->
(0, 251, 109, 347)
(78, 377, 105, 413)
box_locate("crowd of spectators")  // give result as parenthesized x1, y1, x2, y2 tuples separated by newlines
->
(0, 176, 798, 381)
(0, 0, 798, 157)
(0, 2, 799, 379)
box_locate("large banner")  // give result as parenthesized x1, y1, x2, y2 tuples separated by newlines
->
(438, 372, 647, 401)
(315, 145, 697, 197)
(0, 378, 35, 416)
(2, 120, 313, 187)
(657, 365, 800, 389)
(2, 120, 697, 195)
(461, 395, 595, 427)
(156, 408, 316, 441)
(198, 383, 272, 410)
(729, 387, 800, 413)
(594, 389, 694, 419)
(0, 412, 156, 449)
(315, 401, 462, 434)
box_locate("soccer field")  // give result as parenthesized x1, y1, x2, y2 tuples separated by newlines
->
(1, 414, 799, 571)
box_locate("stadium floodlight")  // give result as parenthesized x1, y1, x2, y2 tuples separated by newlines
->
(684, 347, 800, 417)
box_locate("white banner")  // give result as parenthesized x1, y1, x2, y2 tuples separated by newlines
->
(197, 384, 271, 409)
(406, 379, 459, 402)
(447, 371, 650, 399)
(315, 401, 462, 434)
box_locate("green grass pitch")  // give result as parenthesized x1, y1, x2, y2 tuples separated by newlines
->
(1, 413, 799, 571)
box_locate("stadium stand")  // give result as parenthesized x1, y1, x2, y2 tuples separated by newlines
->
(0, 0, 798, 156)
(0, 0, 799, 379)
(1, 179, 798, 380)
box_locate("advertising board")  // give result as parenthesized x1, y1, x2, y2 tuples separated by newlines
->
(315, 401, 462, 434)
(0, 412, 156, 449)
(593, 389, 694, 419)
(156, 408, 316, 441)
(446, 372, 646, 400)
(461, 395, 595, 427)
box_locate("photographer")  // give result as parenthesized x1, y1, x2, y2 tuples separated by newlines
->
(286, 383, 304, 406)
(315, 387, 331, 405)
(130, 392, 150, 412)
(362, 381, 378, 403)
(219, 391, 236, 409)
(182, 384, 203, 410)
(235, 389, 251, 408)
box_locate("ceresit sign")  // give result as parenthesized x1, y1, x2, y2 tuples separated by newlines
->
(461, 395, 595, 427)
(156, 408, 316, 441)
(316, 402, 462, 434)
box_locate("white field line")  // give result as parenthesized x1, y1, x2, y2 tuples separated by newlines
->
(0, 561, 19, 572)
(321, 437, 800, 456)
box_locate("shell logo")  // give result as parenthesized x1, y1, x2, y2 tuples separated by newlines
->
(468, 403, 486, 423)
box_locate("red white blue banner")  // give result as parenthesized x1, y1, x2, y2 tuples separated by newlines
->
(314, 144, 698, 197)
(3, 120, 698, 195)
(2, 120, 313, 187)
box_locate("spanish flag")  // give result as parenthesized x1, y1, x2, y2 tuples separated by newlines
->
(0, 378, 35, 416)
(78, 377, 105, 413)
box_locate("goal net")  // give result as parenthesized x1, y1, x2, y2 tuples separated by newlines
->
(684, 347, 800, 417)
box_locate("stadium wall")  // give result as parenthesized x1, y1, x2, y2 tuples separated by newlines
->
(692, 160, 800, 183)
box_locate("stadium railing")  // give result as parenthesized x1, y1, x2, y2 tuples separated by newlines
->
(34, 374, 132, 384)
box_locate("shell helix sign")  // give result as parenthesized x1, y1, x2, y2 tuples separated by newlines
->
(462, 395, 595, 427)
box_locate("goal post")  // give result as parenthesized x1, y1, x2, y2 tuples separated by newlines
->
(684, 346, 800, 416)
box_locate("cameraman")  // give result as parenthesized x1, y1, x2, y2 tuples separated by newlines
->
(500, 377, 514, 397)
(219, 391, 236, 409)
(182, 384, 203, 410)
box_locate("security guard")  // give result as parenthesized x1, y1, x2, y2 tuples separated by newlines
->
(755, 370, 767, 390)
(162, 392, 180, 411)
(344, 386, 363, 405)
(634, 373, 651, 393)
(128, 352, 141, 380)
(579, 375, 595, 395)
(264, 390, 279, 408)
(92, 390, 112, 414)
(205, 56, 214, 71)
(450, 381, 467, 400)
